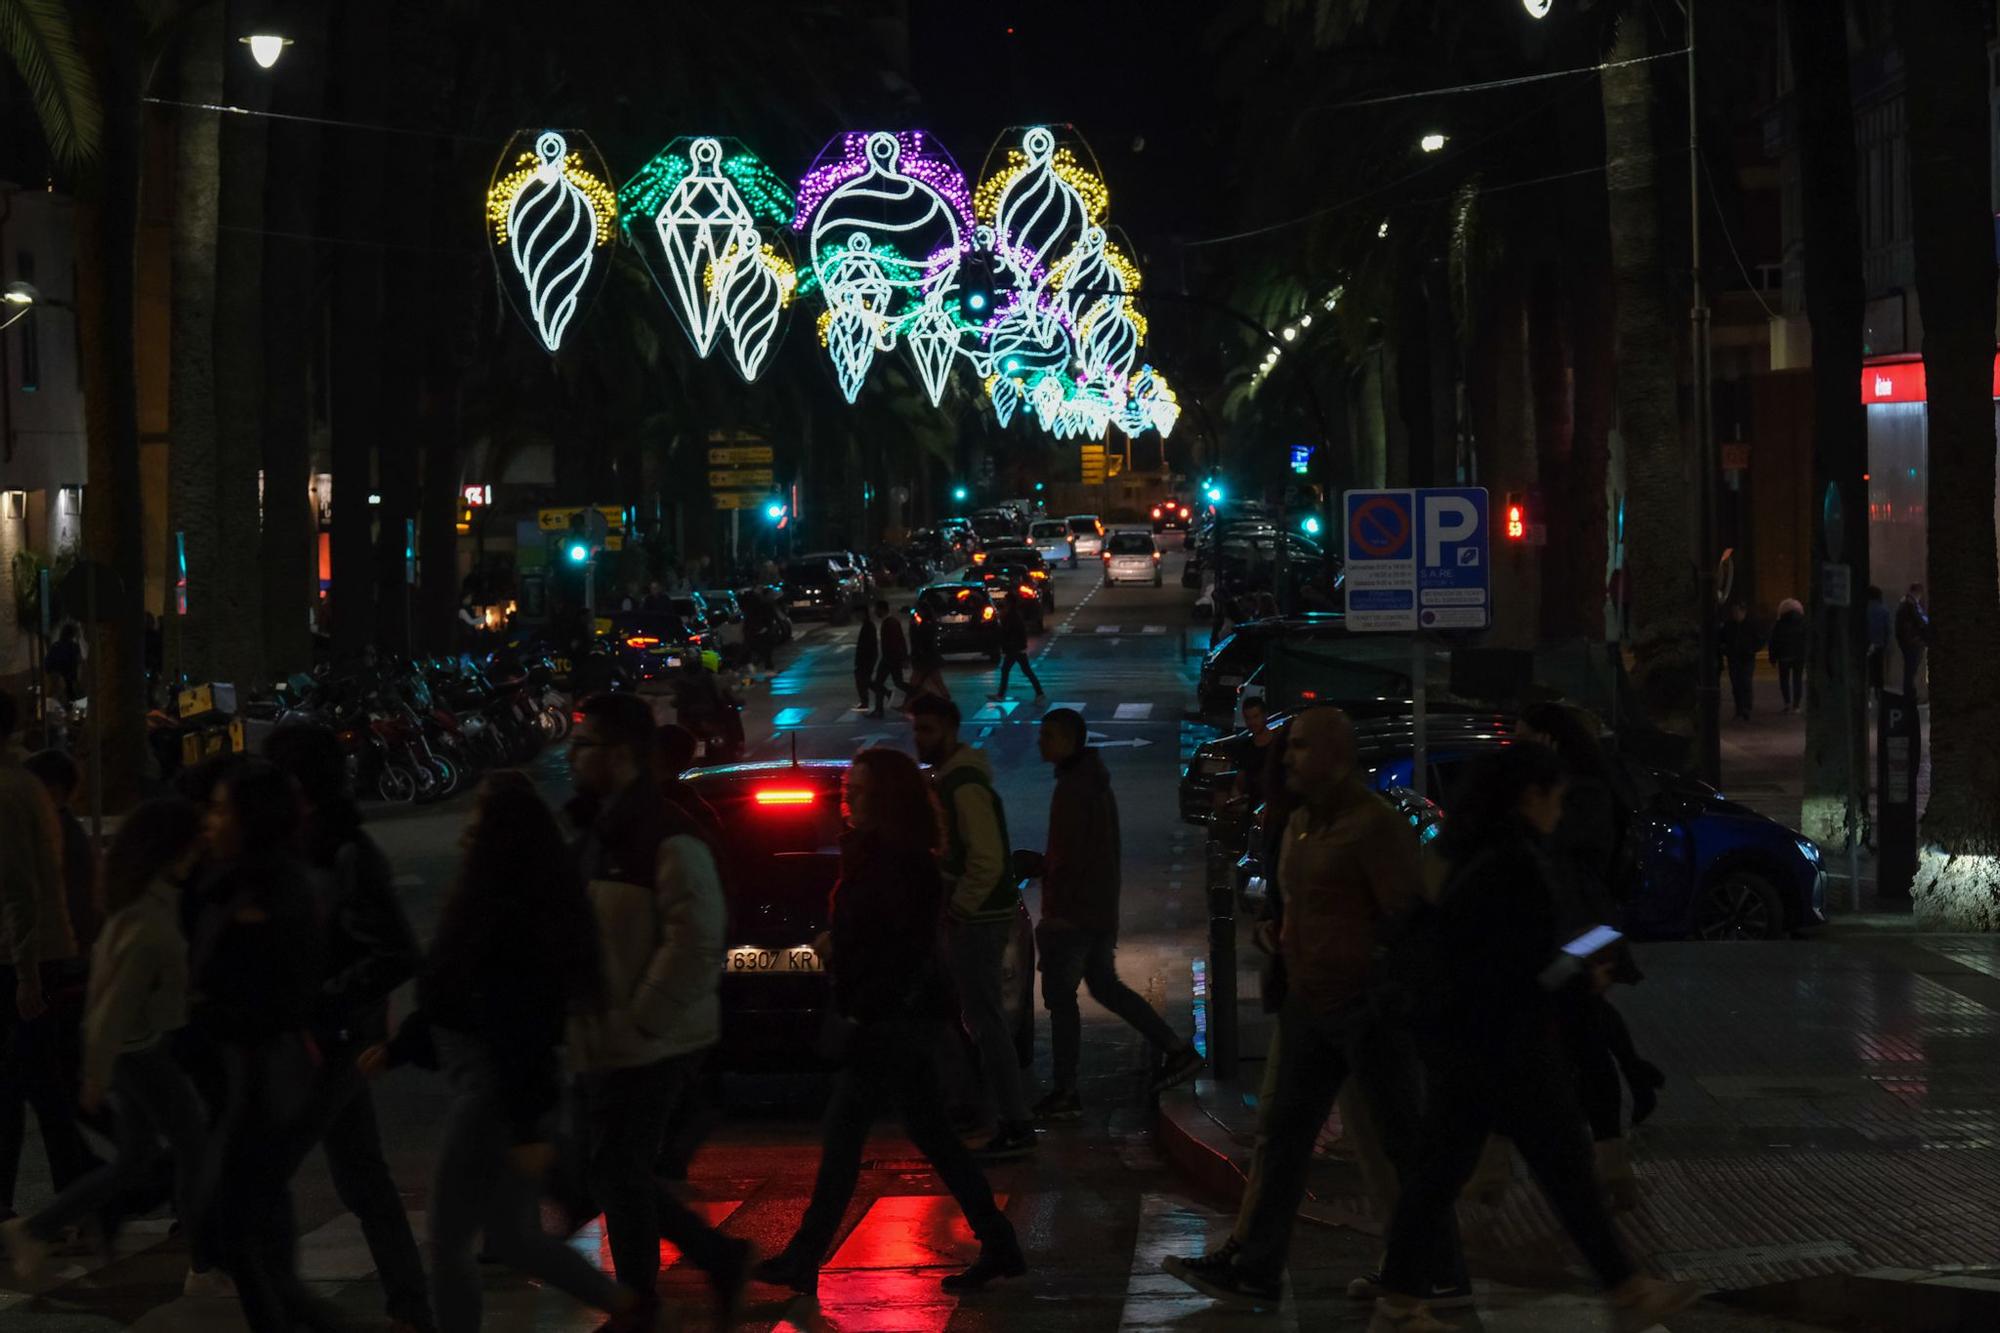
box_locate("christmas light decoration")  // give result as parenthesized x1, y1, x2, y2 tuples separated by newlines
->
(486, 130, 617, 353)
(620, 136, 798, 382)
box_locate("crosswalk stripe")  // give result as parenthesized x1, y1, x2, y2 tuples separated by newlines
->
(1114, 702, 1154, 721)
(1095, 625, 1122, 634)
(1045, 701, 1087, 715)
(773, 707, 813, 727)
(1121, 1193, 1298, 1329)
(1142, 625, 1167, 635)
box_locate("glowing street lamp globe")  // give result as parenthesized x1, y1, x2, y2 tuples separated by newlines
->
(1523, 0, 1552, 16)
(239, 33, 292, 68)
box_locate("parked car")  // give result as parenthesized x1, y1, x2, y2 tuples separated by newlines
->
(1195, 612, 1347, 717)
(1027, 519, 1075, 567)
(1196, 711, 1827, 942)
(911, 583, 1003, 660)
(1065, 514, 1106, 564)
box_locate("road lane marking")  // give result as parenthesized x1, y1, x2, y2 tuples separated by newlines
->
(773, 707, 813, 727)
(1046, 701, 1086, 715)
(1115, 702, 1154, 720)
(1095, 624, 1122, 634)
(1142, 625, 1167, 635)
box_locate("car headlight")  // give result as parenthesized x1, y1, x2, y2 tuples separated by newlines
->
(1198, 752, 1232, 776)
(1795, 837, 1823, 864)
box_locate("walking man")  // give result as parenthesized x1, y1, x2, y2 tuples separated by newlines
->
(853, 599, 882, 712)
(991, 596, 1044, 702)
(1163, 708, 1462, 1307)
(1718, 603, 1759, 722)
(911, 695, 1034, 1159)
(265, 723, 434, 1333)
(871, 600, 909, 716)
(566, 694, 751, 1324)
(1895, 583, 1931, 702)
(1029, 710, 1202, 1121)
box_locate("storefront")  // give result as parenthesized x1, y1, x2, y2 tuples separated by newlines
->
(1861, 353, 2000, 597)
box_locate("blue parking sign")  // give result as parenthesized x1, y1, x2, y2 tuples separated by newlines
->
(1414, 487, 1488, 630)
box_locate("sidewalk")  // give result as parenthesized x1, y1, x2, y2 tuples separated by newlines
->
(1162, 930, 2000, 1329)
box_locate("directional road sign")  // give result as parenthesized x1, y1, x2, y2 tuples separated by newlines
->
(1343, 487, 1490, 632)
(709, 469, 774, 489)
(708, 445, 774, 466)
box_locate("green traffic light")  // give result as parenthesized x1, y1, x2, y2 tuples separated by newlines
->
(567, 543, 589, 563)
(953, 487, 969, 501)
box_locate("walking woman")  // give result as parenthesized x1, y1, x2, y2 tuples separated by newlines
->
(3, 799, 208, 1278)
(189, 759, 331, 1332)
(1368, 745, 1694, 1333)
(752, 748, 1023, 1296)
(360, 773, 648, 1333)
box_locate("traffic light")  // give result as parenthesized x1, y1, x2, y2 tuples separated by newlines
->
(953, 485, 969, 502)
(1504, 491, 1527, 541)
(1300, 514, 1322, 537)
(958, 248, 997, 325)
(566, 541, 590, 564)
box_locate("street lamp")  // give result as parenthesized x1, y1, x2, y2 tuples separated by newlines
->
(239, 32, 293, 69)
(1523, 0, 1552, 16)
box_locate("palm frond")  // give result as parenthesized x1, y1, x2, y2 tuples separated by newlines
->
(0, 0, 102, 172)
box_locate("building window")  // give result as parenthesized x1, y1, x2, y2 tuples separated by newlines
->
(15, 252, 36, 392)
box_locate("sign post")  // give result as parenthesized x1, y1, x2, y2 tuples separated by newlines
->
(1344, 488, 1490, 802)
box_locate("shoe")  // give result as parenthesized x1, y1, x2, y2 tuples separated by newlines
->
(1151, 1044, 1206, 1092)
(601, 1292, 661, 1332)
(1033, 1088, 1083, 1121)
(851, 702, 871, 712)
(1368, 1298, 1457, 1331)
(183, 1266, 239, 1299)
(752, 1247, 821, 1297)
(868, 708, 885, 718)
(1609, 1276, 1700, 1333)
(708, 1235, 753, 1325)
(970, 1123, 1037, 1160)
(3, 1216, 49, 1281)
(941, 1232, 1027, 1291)
(1349, 1273, 1473, 1309)
(1160, 1250, 1283, 1304)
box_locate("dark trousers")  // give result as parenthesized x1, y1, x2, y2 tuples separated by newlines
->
(997, 651, 1042, 696)
(790, 1019, 1013, 1263)
(301, 1054, 433, 1328)
(1902, 648, 1923, 702)
(24, 1044, 205, 1243)
(855, 664, 879, 707)
(874, 659, 908, 703)
(1561, 995, 1625, 1142)
(205, 1043, 330, 1333)
(0, 962, 96, 1211)
(1381, 1030, 1635, 1297)
(1037, 925, 1180, 1090)
(1777, 661, 1804, 709)
(1724, 657, 1754, 718)
(577, 1052, 734, 1293)
(1235, 998, 1459, 1285)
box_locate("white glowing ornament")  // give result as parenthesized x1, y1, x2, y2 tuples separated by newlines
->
(656, 139, 754, 355)
(486, 130, 617, 354)
(718, 230, 795, 382)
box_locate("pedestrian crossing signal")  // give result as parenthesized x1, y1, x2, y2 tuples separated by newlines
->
(1504, 493, 1526, 541)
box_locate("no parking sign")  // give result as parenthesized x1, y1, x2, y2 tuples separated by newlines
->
(1343, 488, 1490, 632)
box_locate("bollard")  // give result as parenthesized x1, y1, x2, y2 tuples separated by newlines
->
(1206, 871, 1239, 1083)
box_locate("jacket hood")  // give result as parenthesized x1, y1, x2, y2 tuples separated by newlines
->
(1057, 746, 1110, 794)
(937, 743, 995, 783)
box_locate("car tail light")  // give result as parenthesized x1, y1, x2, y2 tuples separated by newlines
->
(754, 788, 816, 807)
(625, 635, 660, 648)
(912, 612, 925, 624)
(1031, 569, 1047, 580)
(1299, 689, 1318, 701)
(1180, 506, 1189, 518)
(973, 551, 987, 564)
(1020, 584, 1036, 597)
(1101, 551, 1110, 561)
(570, 710, 586, 724)
(1151, 506, 1162, 519)
(982, 605, 995, 620)
(1153, 551, 1161, 562)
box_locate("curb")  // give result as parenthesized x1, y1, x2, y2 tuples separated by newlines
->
(1715, 1268, 2000, 1332)
(1154, 1079, 1380, 1237)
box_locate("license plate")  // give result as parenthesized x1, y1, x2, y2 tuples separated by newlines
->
(725, 945, 822, 974)
(791, 600, 812, 608)
(941, 614, 968, 624)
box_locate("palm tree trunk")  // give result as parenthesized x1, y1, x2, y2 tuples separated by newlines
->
(1601, 13, 1698, 735)
(1897, 0, 2000, 926)
(1785, 0, 1869, 851)
(165, 6, 221, 688)
(74, 3, 147, 806)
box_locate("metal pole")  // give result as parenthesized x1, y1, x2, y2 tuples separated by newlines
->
(584, 560, 596, 617)
(86, 561, 101, 848)
(1412, 633, 1428, 803)
(1690, 0, 1722, 785)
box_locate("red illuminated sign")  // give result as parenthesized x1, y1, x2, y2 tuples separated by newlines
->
(1861, 354, 2000, 405)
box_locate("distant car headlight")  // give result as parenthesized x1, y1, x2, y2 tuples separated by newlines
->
(1795, 837, 1822, 864)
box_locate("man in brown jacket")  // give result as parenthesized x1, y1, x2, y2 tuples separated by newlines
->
(0, 688, 91, 1218)
(1164, 707, 1463, 1307)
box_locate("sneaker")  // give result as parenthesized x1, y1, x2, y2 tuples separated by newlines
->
(1033, 1088, 1083, 1121)
(970, 1123, 1037, 1161)
(1160, 1249, 1283, 1305)
(3, 1216, 49, 1281)
(183, 1266, 239, 1299)
(1349, 1274, 1470, 1308)
(1609, 1276, 1701, 1333)
(1151, 1044, 1206, 1093)
(940, 1233, 1027, 1291)
(751, 1247, 820, 1297)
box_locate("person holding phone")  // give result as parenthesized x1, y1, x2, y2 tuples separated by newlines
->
(1367, 744, 1695, 1332)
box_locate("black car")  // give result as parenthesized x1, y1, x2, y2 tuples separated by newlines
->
(963, 563, 1048, 631)
(782, 557, 865, 623)
(1195, 613, 1347, 716)
(975, 545, 1056, 610)
(1152, 497, 1193, 534)
(912, 582, 1003, 659)
(1198, 713, 1827, 942)
(970, 509, 1019, 544)
(681, 760, 1037, 1070)
(599, 610, 701, 685)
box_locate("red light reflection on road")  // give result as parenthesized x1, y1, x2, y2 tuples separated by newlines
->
(572, 1199, 742, 1271)
(767, 1194, 1010, 1333)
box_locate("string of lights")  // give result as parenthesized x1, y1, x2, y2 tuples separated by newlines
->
(1310, 46, 1690, 111)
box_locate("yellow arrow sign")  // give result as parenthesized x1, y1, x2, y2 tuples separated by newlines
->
(709, 469, 775, 489)
(707, 445, 774, 466)
(712, 491, 778, 511)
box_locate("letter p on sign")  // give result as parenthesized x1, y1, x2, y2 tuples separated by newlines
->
(1423, 495, 1478, 567)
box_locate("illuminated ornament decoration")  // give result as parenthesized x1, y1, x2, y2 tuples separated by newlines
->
(486, 130, 617, 353)
(986, 374, 1021, 429)
(977, 125, 1107, 293)
(795, 131, 974, 401)
(620, 136, 798, 383)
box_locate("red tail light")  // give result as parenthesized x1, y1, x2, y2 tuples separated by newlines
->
(754, 788, 816, 807)
(1019, 584, 1036, 597)
(1151, 506, 1162, 518)
(982, 605, 995, 621)
(570, 710, 586, 724)
(1180, 506, 1189, 518)
(912, 612, 925, 624)
(625, 635, 660, 649)
(1300, 689, 1318, 701)
(1153, 551, 1161, 562)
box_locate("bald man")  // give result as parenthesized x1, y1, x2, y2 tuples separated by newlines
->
(1165, 707, 1465, 1307)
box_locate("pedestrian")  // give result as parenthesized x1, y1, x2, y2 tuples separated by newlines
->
(456, 595, 484, 652)
(2, 798, 208, 1278)
(1162, 708, 1462, 1309)
(653, 722, 724, 848)
(0, 688, 93, 1229)
(24, 749, 99, 955)
(990, 595, 1045, 702)
(906, 611, 951, 705)
(910, 695, 1034, 1159)
(872, 599, 910, 715)
(1027, 709, 1203, 1121)
(853, 596, 882, 712)
(1517, 703, 1664, 1213)
(1769, 597, 1807, 714)
(1718, 603, 1759, 721)
(188, 759, 333, 1332)
(1365, 744, 1697, 1332)
(649, 722, 725, 1184)
(744, 591, 779, 673)
(1894, 583, 1930, 701)
(360, 773, 648, 1333)
(264, 724, 434, 1333)
(1233, 696, 1285, 820)
(44, 624, 81, 703)
(1864, 585, 1892, 693)
(564, 694, 749, 1324)
(751, 748, 1025, 1296)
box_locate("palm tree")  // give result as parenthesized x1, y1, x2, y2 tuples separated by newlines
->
(1895, 0, 2000, 925)
(0, 0, 101, 169)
